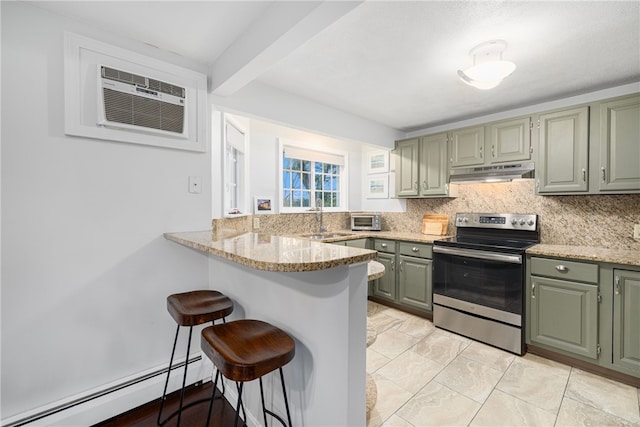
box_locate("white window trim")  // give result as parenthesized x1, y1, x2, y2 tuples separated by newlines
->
(222, 114, 250, 217)
(278, 138, 349, 213)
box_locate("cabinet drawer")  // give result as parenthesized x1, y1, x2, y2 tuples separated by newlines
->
(374, 239, 395, 253)
(398, 242, 432, 259)
(530, 257, 598, 284)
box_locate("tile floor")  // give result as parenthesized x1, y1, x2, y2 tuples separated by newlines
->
(366, 301, 640, 427)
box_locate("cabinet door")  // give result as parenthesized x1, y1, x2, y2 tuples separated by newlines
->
(598, 95, 640, 192)
(398, 255, 432, 312)
(395, 138, 419, 197)
(489, 117, 531, 164)
(536, 107, 589, 194)
(373, 252, 395, 301)
(450, 126, 485, 167)
(613, 270, 640, 375)
(419, 133, 449, 196)
(530, 276, 599, 359)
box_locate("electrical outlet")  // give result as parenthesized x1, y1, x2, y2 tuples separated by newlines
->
(253, 217, 260, 229)
(634, 224, 640, 239)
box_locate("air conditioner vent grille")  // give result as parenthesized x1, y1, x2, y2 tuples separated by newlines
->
(103, 88, 184, 134)
(101, 66, 185, 97)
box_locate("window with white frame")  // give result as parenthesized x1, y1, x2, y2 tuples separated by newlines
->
(280, 142, 348, 212)
(223, 118, 247, 215)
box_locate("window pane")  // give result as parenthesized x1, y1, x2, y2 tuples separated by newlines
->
(292, 172, 301, 188)
(302, 191, 311, 207)
(292, 190, 302, 207)
(283, 171, 291, 188)
(302, 172, 311, 190)
(291, 159, 301, 170)
(315, 162, 323, 173)
(283, 156, 291, 169)
(283, 190, 291, 207)
(303, 161, 311, 172)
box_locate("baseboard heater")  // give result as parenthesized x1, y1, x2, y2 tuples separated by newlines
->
(3, 355, 202, 427)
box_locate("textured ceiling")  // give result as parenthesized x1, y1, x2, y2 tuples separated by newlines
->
(28, 1, 640, 133)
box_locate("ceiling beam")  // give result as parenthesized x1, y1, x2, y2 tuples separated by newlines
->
(209, 1, 362, 96)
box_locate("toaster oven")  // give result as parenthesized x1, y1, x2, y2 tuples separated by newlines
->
(350, 213, 382, 231)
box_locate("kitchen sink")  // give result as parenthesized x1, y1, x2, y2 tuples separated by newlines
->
(302, 232, 352, 240)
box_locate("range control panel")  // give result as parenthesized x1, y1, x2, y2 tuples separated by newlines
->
(455, 213, 538, 231)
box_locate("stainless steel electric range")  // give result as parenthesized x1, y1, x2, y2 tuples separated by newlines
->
(432, 212, 539, 355)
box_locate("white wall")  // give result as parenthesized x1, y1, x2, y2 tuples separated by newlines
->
(212, 81, 404, 150)
(1, 2, 212, 421)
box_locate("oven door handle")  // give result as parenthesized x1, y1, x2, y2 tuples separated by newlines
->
(433, 246, 522, 264)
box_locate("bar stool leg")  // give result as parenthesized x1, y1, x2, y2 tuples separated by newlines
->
(258, 369, 292, 427)
(175, 326, 193, 426)
(279, 367, 293, 427)
(157, 324, 180, 426)
(234, 382, 245, 427)
(205, 370, 221, 427)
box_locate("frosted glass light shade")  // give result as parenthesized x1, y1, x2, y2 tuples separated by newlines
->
(457, 40, 516, 90)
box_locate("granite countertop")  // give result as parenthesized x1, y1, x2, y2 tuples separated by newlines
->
(367, 260, 385, 281)
(296, 229, 448, 244)
(527, 244, 640, 267)
(164, 230, 377, 272)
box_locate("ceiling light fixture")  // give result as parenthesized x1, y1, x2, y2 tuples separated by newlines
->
(457, 40, 516, 90)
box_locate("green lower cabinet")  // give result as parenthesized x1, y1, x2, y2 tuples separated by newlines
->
(398, 255, 432, 312)
(529, 276, 599, 359)
(373, 252, 396, 301)
(613, 270, 640, 375)
(372, 239, 433, 316)
(345, 238, 369, 249)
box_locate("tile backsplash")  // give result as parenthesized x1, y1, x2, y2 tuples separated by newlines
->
(213, 179, 640, 250)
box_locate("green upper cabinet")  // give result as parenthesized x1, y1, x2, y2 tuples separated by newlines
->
(535, 94, 640, 195)
(489, 117, 532, 164)
(450, 118, 531, 169)
(419, 133, 449, 196)
(394, 138, 419, 197)
(536, 106, 590, 194)
(598, 95, 640, 192)
(395, 134, 455, 198)
(613, 269, 640, 375)
(450, 125, 485, 167)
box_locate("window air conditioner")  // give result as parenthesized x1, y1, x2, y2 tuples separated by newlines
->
(97, 65, 188, 138)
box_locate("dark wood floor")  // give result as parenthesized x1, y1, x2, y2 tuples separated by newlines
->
(94, 381, 239, 427)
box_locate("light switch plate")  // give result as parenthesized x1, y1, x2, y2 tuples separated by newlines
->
(188, 176, 202, 194)
(634, 224, 640, 239)
(253, 218, 260, 229)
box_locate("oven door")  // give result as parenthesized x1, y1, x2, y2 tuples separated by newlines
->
(433, 246, 524, 321)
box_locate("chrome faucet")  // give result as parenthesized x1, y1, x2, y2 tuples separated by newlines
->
(316, 198, 327, 233)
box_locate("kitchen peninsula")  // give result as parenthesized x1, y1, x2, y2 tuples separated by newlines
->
(164, 230, 378, 426)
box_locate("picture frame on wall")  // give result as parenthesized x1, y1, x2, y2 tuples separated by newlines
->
(366, 174, 389, 199)
(367, 150, 389, 174)
(254, 196, 273, 214)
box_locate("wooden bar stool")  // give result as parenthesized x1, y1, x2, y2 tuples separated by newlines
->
(157, 290, 234, 426)
(201, 320, 296, 427)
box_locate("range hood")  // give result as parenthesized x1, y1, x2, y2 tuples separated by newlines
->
(449, 161, 535, 184)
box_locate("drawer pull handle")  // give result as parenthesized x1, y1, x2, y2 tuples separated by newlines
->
(390, 259, 395, 272)
(555, 265, 568, 272)
(411, 247, 419, 252)
(615, 276, 621, 295)
(381, 243, 387, 248)
(532, 283, 536, 299)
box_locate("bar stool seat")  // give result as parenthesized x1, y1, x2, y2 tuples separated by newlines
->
(158, 290, 234, 426)
(201, 320, 295, 427)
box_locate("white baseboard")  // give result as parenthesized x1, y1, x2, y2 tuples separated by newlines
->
(2, 353, 212, 427)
